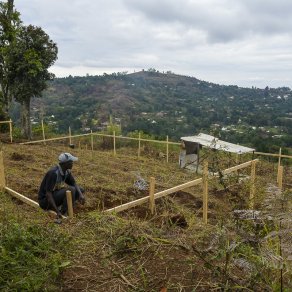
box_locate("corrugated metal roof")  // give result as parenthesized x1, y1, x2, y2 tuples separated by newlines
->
(181, 133, 255, 154)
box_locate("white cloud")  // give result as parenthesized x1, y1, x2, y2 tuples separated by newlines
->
(14, 0, 292, 88)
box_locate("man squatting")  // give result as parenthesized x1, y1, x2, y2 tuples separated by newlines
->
(38, 152, 85, 222)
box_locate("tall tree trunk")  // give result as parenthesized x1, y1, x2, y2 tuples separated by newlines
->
(21, 98, 31, 140)
(7, 0, 14, 15)
(0, 0, 14, 116)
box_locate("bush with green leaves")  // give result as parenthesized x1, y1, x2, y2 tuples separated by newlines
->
(32, 123, 57, 139)
(0, 220, 69, 291)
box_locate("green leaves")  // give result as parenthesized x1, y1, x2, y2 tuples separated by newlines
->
(0, 221, 68, 290)
(8, 24, 58, 100)
(24, 49, 43, 76)
(0, 1, 58, 138)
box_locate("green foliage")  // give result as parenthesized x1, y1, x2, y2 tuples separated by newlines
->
(26, 71, 292, 150)
(127, 130, 156, 140)
(0, 1, 58, 139)
(105, 115, 121, 136)
(98, 116, 121, 149)
(11, 125, 21, 139)
(8, 25, 58, 102)
(0, 220, 68, 291)
(194, 221, 290, 290)
(0, 0, 21, 112)
(32, 122, 56, 139)
(8, 24, 58, 138)
(126, 130, 172, 154)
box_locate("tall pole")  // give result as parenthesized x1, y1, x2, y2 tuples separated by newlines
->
(278, 166, 283, 190)
(149, 177, 156, 214)
(41, 119, 46, 144)
(249, 161, 256, 209)
(166, 135, 169, 163)
(91, 130, 94, 154)
(202, 161, 208, 224)
(277, 148, 282, 183)
(113, 131, 116, 156)
(66, 190, 74, 218)
(0, 151, 6, 191)
(69, 126, 72, 145)
(138, 132, 141, 158)
(9, 119, 12, 143)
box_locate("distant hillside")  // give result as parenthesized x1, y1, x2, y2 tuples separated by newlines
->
(26, 70, 292, 151)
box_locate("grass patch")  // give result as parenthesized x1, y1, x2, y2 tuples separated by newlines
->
(0, 192, 69, 291)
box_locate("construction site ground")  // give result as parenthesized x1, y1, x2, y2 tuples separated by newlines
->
(0, 141, 291, 291)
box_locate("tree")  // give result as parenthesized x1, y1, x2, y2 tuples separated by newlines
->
(7, 24, 57, 138)
(0, 0, 57, 138)
(0, 0, 21, 118)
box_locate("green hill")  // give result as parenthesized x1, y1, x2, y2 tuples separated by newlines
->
(23, 70, 292, 151)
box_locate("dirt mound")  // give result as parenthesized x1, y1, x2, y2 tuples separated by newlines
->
(10, 152, 34, 162)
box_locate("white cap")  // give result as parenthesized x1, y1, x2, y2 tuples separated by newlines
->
(58, 153, 78, 163)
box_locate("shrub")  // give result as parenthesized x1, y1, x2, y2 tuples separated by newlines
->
(0, 221, 69, 291)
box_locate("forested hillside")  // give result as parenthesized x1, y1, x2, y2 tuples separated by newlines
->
(22, 70, 292, 152)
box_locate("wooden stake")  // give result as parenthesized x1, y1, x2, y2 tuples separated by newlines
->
(91, 130, 94, 158)
(254, 151, 292, 159)
(19, 132, 181, 146)
(66, 190, 74, 218)
(202, 161, 208, 224)
(138, 132, 141, 158)
(277, 148, 282, 183)
(5, 186, 66, 218)
(69, 126, 72, 145)
(249, 160, 256, 209)
(149, 177, 155, 214)
(9, 119, 12, 143)
(5, 186, 39, 208)
(41, 119, 46, 144)
(20, 133, 91, 145)
(0, 151, 6, 191)
(166, 135, 169, 163)
(113, 131, 116, 156)
(235, 153, 239, 176)
(221, 159, 258, 175)
(278, 166, 283, 190)
(105, 177, 203, 213)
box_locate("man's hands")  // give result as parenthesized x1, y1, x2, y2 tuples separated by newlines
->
(79, 193, 85, 205)
(55, 213, 62, 224)
(75, 184, 85, 205)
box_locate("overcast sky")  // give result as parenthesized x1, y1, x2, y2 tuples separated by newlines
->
(14, 0, 292, 88)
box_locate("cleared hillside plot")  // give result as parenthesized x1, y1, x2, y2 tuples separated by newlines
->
(1, 142, 292, 291)
(2, 143, 198, 212)
(1, 142, 274, 218)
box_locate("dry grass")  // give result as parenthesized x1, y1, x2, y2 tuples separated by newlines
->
(2, 143, 197, 209)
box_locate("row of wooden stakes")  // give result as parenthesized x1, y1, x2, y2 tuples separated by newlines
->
(0, 147, 286, 223)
